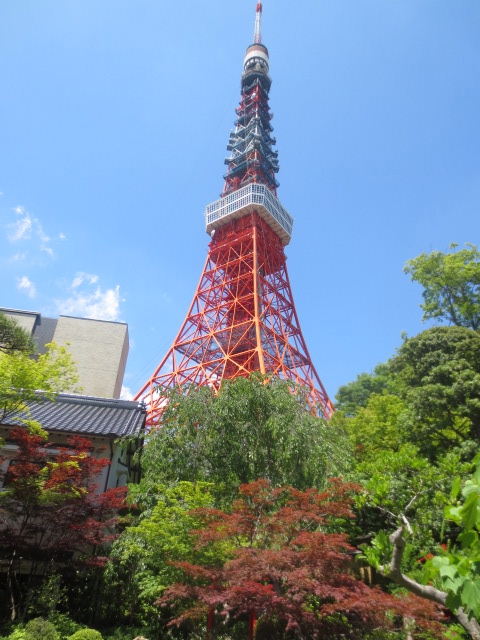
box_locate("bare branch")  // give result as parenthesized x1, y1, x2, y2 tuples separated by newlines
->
(378, 526, 480, 639)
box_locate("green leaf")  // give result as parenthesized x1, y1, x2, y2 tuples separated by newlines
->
(431, 556, 450, 569)
(459, 491, 480, 531)
(371, 530, 391, 555)
(445, 505, 462, 524)
(459, 530, 479, 550)
(446, 591, 462, 612)
(461, 579, 480, 616)
(361, 547, 381, 570)
(439, 564, 457, 578)
(450, 476, 462, 501)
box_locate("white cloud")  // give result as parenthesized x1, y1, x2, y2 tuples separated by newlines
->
(120, 385, 134, 401)
(37, 226, 52, 255)
(71, 272, 99, 289)
(59, 232, 66, 240)
(7, 205, 58, 258)
(57, 274, 124, 321)
(17, 275, 36, 298)
(35, 220, 54, 256)
(9, 212, 32, 241)
(10, 252, 27, 262)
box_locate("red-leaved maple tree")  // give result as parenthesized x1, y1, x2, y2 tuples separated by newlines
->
(0, 424, 126, 620)
(160, 479, 445, 639)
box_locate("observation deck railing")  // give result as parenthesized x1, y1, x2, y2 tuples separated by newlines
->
(205, 183, 293, 245)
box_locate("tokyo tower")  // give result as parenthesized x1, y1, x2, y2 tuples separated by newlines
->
(136, 2, 333, 425)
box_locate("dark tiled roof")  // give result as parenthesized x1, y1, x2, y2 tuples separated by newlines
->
(7, 393, 146, 438)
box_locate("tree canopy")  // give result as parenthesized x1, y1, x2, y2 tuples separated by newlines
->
(106, 482, 218, 630)
(391, 325, 480, 453)
(334, 363, 391, 417)
(137, 374, 351, 506)
(404, 242, 480, 331)
(0, 343, 79, 423)
(161, 479, 443, 640)
(362, 454, 480, 639)
(0, 313, 34, 355)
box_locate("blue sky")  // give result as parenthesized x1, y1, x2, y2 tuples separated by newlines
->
(1, 0, 479, 401)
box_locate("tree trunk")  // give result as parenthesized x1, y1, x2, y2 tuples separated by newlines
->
(7, 552, 17, 622)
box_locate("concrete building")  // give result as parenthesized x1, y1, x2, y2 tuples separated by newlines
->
(0, 308, 128, 399)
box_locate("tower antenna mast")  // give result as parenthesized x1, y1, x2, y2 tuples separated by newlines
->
(254, 2, 263, 44)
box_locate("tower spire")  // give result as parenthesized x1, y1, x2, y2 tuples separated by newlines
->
(223, 2, 277, 197)
(254, 2, 263, 44)
(135, 4, 333, 426)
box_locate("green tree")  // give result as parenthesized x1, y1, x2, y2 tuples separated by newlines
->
(333, 327, 480, 463)
(353, 444, 465, 555)
(330, 329, 480, 636)
(340, 392, 406, 458)
(0, 314, 34, 355)
(105, 482, 218, 631)
(138, 375, 351, 505)
(328, 245, 480, 638)
(0, 342, 79, 422)
(404, 242, 480, 330)
(391, 326, 480, 455)
(334, 363, 391, 417)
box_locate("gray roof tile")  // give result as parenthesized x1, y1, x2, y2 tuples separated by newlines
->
(7, 393, 146, 438)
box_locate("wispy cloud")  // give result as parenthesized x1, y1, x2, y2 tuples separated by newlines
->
(7, 205, 64, 258)
(56, 273, 124, 322)
(9, 209, 32, 241)
(71, 272, 99, 289)
(17, 275, 36, 298)
(10, 251, 28, 262)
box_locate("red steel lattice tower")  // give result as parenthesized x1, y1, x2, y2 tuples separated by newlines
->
(136, 3, 333, 425)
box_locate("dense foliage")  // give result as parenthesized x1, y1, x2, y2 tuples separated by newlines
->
(137, 374, 351, 506)
(105, 482, 218, 631)
(424, 454, 480, 619)
(0, 344, 79, 423)
(161, 479, 443, 639)
(392, 325, 480, 454)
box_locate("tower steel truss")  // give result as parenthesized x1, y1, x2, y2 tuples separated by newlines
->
(136, 2, 333, 425)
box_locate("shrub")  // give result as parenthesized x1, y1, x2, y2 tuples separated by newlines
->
(68, 630, 103, 640)
(48, 613, 82, 639)
(4, 628, 26, 640)
(102, 629, 147, 640)
(24, 618, 59, 640)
